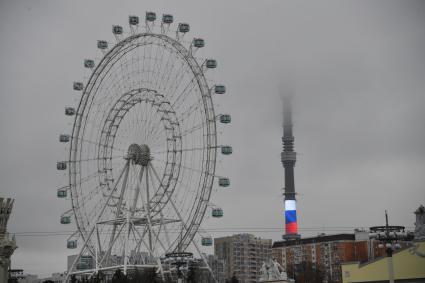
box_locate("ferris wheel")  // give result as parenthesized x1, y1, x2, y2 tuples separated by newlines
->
(56, 12, 231, 280)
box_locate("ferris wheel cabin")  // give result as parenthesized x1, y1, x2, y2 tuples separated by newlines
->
(221, 146, 232, 155)
(65, 107, 76, 116)
(129, 16, 139, 25)
(67, 240, 77, 249)
(73, 82, 83, 91)
(162, 14, 173, 24)
(59, 134, 70, 143)
(214, 85, 226, 94)
(146, 12, 156, 22)
(178, 23, 190, 33)
(112, 25, 123, 35)
(97, 40, 108, 50)
(57, 162, 67, 170)
(193, 38, 205, 48)
(220, 114, 231, 124)
(206, 59, 217, 69)
(57, 188, 67, 198)
(84, 59, 94, 68)
(218, 177, 230, 187)
(212, 208, 224, 218)
(60, 215, 71, 224)
(201, 237, 213, 246)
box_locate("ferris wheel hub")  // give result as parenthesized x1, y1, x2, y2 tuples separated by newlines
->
(126, 143, 150, 166)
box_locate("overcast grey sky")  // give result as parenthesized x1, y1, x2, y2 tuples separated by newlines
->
(1, 0, 424, 277)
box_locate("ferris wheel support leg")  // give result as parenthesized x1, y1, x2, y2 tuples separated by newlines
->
(168, 197, 218, 283)
(130, 220, 165, 281)
(146, 165, 169, 252)
(148, 163, 180, 253)
(130, 166, 144, 217)
(137, 166, 164, 258)
(95, 225, 102, 266)
(64, 161, 129, 283)
(145, 167, 154, 254)
(98, 223, 126, 267)
(95, 223, 99, 275)
(159, 209, 172, 249)
(105, 162, 131, 264)
(124, 211, 130, 275)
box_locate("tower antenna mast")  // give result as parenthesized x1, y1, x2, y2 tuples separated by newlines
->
(281, 96, 300, 240)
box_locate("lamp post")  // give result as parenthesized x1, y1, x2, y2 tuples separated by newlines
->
(370, 211, 409, 283)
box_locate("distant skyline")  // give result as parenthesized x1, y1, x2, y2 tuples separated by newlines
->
(1, 0, 424, 277)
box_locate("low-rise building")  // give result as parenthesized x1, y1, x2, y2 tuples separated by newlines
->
(341, 240, 425, 283)
(272, 230, 385, 283)
(341, 205, 425, 283)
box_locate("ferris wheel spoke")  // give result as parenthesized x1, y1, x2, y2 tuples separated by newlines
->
(152, 158, 216, 179)
(143, 106, 162, 144)
(152, 44, 167, 91)
(150, 40, 165, 88)
(176, 102, 202, 123)
(153, 146, 209, 155)
(74, 155, 124, 164)
(73, 136, 127, 153)
(164, 60, 188, 100)
(75, 171, 100, 186)
(160, 51, 184, 95)
(171, 76, 198, 109)
(155, 48, 175, 93)
(180, 119, 212, 137)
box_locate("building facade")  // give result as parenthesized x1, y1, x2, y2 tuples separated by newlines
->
(341, 240, 425, 283)
(342, 205, 425, 283)
(0, 198, 17, 283)
(272, 231, 385, 283)
(215, 234, 272, 283)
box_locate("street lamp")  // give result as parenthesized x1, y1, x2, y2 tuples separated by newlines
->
(370, 210, 411, 283)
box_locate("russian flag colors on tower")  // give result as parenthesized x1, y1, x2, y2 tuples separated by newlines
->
(284, 199, 298, 234)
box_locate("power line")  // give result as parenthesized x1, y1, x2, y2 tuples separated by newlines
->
(11, 226, 415, 237)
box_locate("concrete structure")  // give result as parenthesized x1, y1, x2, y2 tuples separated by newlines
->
(8, 269, 38, 283)
(214, 234, 272, 283)
(0, 198, 17, 283)
(341, 240, 425, 283)
(272, 231, 386, 283)
(341, 205, 425, 283)
(281, 96, 300, 239)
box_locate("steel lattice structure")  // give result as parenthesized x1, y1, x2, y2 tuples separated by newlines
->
(57, 13, 231, 281)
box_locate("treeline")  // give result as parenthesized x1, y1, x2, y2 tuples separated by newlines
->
(62, 268, 241, 283)
(67, 269, 171, 283)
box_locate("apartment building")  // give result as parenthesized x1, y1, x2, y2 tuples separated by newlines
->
(214, 234, 272, 283)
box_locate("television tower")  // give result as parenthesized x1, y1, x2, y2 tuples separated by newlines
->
(281, 96, 300, 240)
